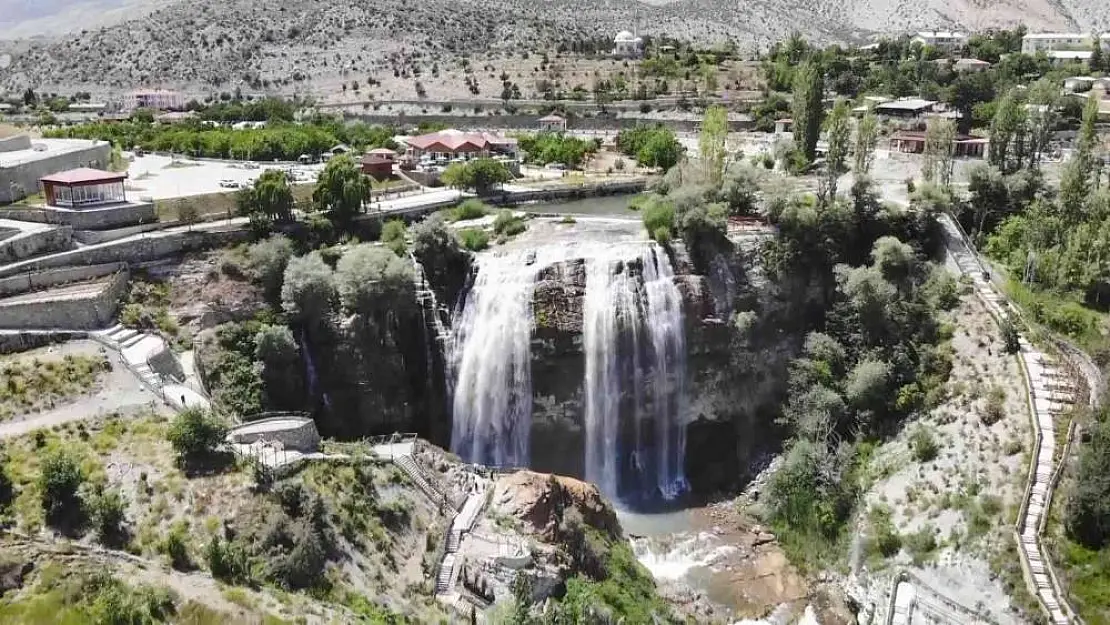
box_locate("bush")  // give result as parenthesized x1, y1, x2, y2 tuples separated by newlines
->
(982, 386, 1006, 425)
(271, 522, 327, 589)
(904, 525, 938, 564)
(166, 408, 228, 466)
(0, 460, 13, 510)
(458, 228, 490, 251)
(38, 448, 86, 528)
(206, 536, 250, 582)
(161, 521, 192, 570)
(90, 488, 128, 546)
(868, 505, 902, 558)
(910, 426, 939, 463)
(381, 219, 407, 256)
(1000, 319, 1021, 354)
(642, 198, 675, 243)
(493, 210, 526, 236)
(448, 199, 490, 222)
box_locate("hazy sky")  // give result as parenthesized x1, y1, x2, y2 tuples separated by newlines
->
(0, 0, 157, 38)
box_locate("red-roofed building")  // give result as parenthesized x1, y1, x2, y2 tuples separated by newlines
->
(361, 148, 397, 181)
(403, 129, 518, 164)
(40, 168, 128, 208)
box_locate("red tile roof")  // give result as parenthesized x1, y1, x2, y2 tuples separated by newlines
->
(404, 129, 516, 152)
(39, 168, 128, 185)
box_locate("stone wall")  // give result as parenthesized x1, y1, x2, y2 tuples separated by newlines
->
(73, 221, 166, 244)
(0, 330, 88, 354)
(228, 416, 321, 451)
(348, 112, 754, 133)
(0, 269, 128, 329)
(0, 227, 250, 279)
(0, 140, 112, 203)
(0, 201, 156, 229)
(0, 262, 124, 297)
(0, 226, 73, 264)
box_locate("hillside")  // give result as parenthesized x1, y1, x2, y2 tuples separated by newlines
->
(1, 0, 1108, 96)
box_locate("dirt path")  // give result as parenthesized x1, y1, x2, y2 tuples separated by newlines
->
(0, 340, 167, 440)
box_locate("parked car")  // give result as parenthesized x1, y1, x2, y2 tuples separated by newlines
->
(219, 179, 239, 189)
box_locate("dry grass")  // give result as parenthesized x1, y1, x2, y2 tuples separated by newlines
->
(0, 354, 109, 422)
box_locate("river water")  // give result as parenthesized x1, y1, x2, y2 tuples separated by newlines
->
(521, 194, 643, 217)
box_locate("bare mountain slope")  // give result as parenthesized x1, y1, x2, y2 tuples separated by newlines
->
(0, 0, 1107, 94)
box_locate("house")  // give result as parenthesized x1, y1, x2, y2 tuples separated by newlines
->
(123, 89, 185, 112)
(39, 168, 128, 208)
(874, 98, 938, 119)
(1065, 76, 1098, 92)
(403, 129, 518, 163)
(155, 111, 197, 124)
(613, 30, 644, 58)
(911, 31, 968, 51)
(1048, 50, 1093, 63)
(360, 148, 396, 181)
(888, 130, 987, 158)
(537, 114, 568, 132)
(1022, 32, 1110, 54)
(954, 58, 991, 73)
(774, 118, 793, 134)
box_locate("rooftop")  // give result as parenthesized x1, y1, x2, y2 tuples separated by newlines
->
(1023, 32, 1089, 39)
(875, 98, 938, 111)
(40, 168, 127, 185)
(538, 114, 566, 122)
(1050, 50, 1093, 59)
(405, 129, 516, 151)
(0, 138, 107, 170)
(915, 31, 966, 39)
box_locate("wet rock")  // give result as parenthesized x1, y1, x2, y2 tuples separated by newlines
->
(0, 558, 32, 596)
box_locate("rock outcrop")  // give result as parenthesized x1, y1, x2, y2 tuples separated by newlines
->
(492, 470, 622, 543)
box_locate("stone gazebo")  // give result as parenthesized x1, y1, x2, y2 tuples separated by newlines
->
(40, 168, 128, 208)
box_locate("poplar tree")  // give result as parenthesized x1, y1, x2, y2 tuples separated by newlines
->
(822, 99, 852, 201)
(923, 117, 956, 189)
(699, 105, 729, 186)
(853, 112, 879, 175)
(791, 60, 824, 165)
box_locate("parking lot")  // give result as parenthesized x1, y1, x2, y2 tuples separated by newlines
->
(122, 153, 323, 201)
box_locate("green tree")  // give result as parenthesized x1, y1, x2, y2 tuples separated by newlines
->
(39, 449, 85, 528)
(254, 324, 303, 410)
(251, 169, 295, 222)
(440, 158, 513, 195)
(791, 60, 824, 164)
(822, 99, 852, 201)
(988, 89, 1028, 174)
(281, 252, 337, 326)
(334, 244, 416, 318)
(90, 488, 128, 546)
(246, 235, 294, 304)
(381, 219, 407, 256)
(312, 154, 369, 223)
(923, 117, 956, 188)
(637, 130, 683, 170)
(166, 408, 228, 466)
(699, 105, 729, 185)
(853, 112, 879, 175)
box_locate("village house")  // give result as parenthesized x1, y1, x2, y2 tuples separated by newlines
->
(888, 130, 987, 158)
(954, 58, 991, 73)
(122, 89, 186, 112)
(874, 98, 938, 119)
(1022, 32, 1110, 54)
(911, 31, 968, 51)
(613, 30, 644, 58)
(360, 148, 396, 181)
(537, 114, 568, 132)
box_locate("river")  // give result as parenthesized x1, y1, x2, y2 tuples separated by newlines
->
(521, 193, 643, 218)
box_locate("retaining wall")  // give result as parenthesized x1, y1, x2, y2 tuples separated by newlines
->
(0, 201, 156, 230)
(0, 330, 88, 354)
(347, 111, 753, 133)
(0, 270, 128, 329)
(73, 222, 167, 244)
(0, 226, 73, 264)
(0, 227, 250, 279)
(0, 262, 125, 297)
(228, 416, 321, 451)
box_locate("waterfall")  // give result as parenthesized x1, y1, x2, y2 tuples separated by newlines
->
(449, 236, 689, 502)
(299, 329, 332, 410)
(450, 248, 549, 468)
(583, 243, 688, 501)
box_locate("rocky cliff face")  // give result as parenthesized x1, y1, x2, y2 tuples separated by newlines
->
(524, 241, 794, 498)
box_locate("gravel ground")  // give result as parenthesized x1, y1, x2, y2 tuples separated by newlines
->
(0, 340, 167, 440)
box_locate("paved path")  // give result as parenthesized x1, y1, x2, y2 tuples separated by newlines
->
(939, 213, 1075, 625)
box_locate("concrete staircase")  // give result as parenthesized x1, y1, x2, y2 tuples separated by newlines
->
(939, 214, 1075, 625)
(94, 323, 209, 411)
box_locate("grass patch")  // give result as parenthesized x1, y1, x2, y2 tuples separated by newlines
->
(0, 353, 108, 421)
(1002, 278, 1107, 351)
(1059, 539, 1110, 625)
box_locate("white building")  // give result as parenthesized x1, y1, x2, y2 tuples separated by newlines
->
(613, 30, 644, 58)
(1022, 32, 1110, 54)
(122, 89, 186, 112)
(911, 31, 968, 50)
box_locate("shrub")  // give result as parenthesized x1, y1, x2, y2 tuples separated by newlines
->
(982, 386, 1006, 426)
(90, 488, 128, 546)
(166, 408, 228, 466)
(271, 522, 327, 589)
(868, 505, 902, 558)
(206, 536, 250, 582)
(381, 219, 407, 256)
(904, 525, 938, 564)
(161, 521, 192, 570)
(1000, 319, 1021, 353)
(458, 228, 490, 251)
(493, 210, 526, 236)
(641, 198, 675, 242)
(448, 199, 490, 222)
(910, 426, 939, 463)
(38, 448, 85, 528)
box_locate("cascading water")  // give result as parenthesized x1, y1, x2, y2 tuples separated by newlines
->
(450, 248, 549, 468)
(583, 243, 689, 501)
(449, 229, 689, 502)
(299, 329, 332, 410)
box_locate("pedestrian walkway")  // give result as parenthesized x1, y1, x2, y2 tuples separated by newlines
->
(939, 213, 1075, 625)
(96, 323, 211, 412)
